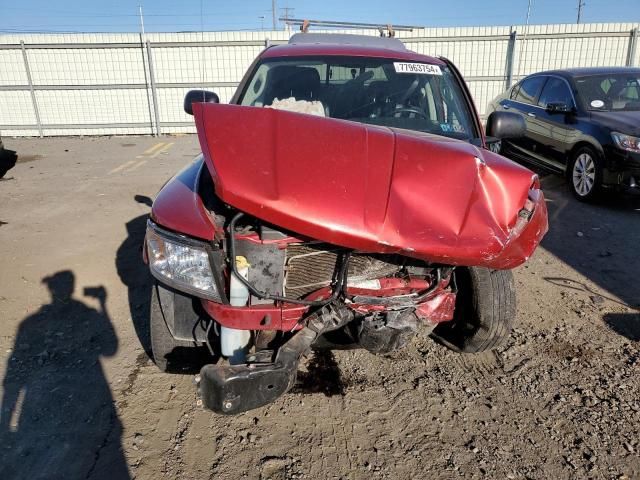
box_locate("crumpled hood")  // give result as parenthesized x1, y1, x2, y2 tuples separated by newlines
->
(194, 103, 547, 268)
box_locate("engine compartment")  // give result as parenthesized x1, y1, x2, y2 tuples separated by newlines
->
(195, 168, 458, 354)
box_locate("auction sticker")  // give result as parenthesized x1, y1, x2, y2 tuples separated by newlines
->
(394, 62, 442, 75)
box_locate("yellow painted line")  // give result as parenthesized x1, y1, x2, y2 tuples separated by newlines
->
(149, 142, 174, 158)
(108, 160, 136, 175)
(126, 160, 147, 172)
(142, 142, 167, 156)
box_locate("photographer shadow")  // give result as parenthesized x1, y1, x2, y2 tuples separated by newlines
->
(115, 195, 154, 357)
(0, 271, 130, 479)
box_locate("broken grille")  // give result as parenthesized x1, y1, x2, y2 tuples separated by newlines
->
(283, 243, 400, 298)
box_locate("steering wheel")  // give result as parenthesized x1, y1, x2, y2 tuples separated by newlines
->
(334, 71, 375, 118)
(393, 106, 428, 119)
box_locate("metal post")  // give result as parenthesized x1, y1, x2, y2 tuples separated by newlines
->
(145, 40, 161, 136)
(626, 28, 638, 67)
(577, 0, 585, 24)
(20, 41, 43, 138)
(139, 33, 155, 135)
(505, 30, 517, 90)
(138, 5, 145, 35)
(515, 1, 533, 81)
(272, 0, 277, 30)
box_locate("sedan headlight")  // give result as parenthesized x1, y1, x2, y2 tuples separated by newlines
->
(146, 221, 222, 301)
(612, 132, 640, 153)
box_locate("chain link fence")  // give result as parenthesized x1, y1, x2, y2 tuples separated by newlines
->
(0, 23, 638, 137)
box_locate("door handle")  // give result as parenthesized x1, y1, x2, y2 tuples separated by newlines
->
(527, 112, 536, 118)
(502, 104, 510, 109)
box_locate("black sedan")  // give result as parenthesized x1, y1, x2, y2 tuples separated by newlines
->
(488, 67, 640, 200)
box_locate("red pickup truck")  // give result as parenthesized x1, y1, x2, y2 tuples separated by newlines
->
(143, 33, 548, 414)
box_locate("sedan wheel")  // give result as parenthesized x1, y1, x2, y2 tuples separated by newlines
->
(573, 153, 595, 195)
(569, 147, 601, 201)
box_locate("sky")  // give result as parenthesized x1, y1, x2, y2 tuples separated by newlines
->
(1, 0, 639, 34)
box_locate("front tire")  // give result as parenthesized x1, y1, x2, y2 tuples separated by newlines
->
(150, 283, 193, 372)
(569, 146, 602, 201)
(431, 267, 516, 353)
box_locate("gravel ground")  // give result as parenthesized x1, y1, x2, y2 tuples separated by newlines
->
(0, 136, 638, 480)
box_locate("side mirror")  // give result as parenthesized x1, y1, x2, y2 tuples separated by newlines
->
(184, 90, 219, 115)
(486, 111, 526, 139)
(545, 101, 570, 114)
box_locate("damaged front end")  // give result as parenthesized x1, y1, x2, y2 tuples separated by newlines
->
(146, 103, 547, 414)
(203, 232, 458, 413)
(200, 210, 458, 414)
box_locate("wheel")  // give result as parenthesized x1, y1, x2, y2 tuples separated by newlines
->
(431, 267, 516, 353)
(150, 283, 194, 372)
(569, 146, 602, 201)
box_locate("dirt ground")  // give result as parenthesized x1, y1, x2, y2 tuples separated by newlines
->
(0, 136, 639, 480)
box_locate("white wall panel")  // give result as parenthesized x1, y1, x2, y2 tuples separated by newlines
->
(0, 50, 28, 85)
(34, 89, 152, 124)
(0, 91, 37, 125)
(27, 48, 147, 85)
(0, 23, 638, 137)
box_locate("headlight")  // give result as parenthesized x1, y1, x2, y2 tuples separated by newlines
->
(146, 221, 222, 301)
(612, 132, 640, 153)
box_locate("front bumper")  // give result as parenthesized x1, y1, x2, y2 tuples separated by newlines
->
(603, 148, 640, 190)
(198, 305, 352, 414)
(202, 301, 309, 331)
(199, 352, 299, 414)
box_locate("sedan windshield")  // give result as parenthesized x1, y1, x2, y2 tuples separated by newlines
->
(575, 73, 640, 111)
(238, 56, 476, 141)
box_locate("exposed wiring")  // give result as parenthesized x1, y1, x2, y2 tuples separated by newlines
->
(227, 212, 351, 307)
(205, 318, 216, 356)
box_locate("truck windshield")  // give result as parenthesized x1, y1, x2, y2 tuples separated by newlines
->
(238, 56, 476, 141)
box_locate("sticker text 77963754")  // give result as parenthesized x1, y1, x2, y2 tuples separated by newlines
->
(393, 62, 442, 75)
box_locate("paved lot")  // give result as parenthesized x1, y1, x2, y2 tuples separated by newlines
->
(0, 136, 639, 479)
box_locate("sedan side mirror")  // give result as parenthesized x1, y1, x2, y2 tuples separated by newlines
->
(184, 90, 219, 115)
(545, 101, 571, 114)
(486, 111, 526, 139)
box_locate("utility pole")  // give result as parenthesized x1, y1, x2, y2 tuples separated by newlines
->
(138, 5, 145, 36)
(516, 0, 533, 80)
(281, 6, 294, 30)
(272, 0, 277, 30)
(577, 0, 586, 24)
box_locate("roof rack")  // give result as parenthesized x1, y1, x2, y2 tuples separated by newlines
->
(288, 33, 407, 52)
(281, 18, 417, 32)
